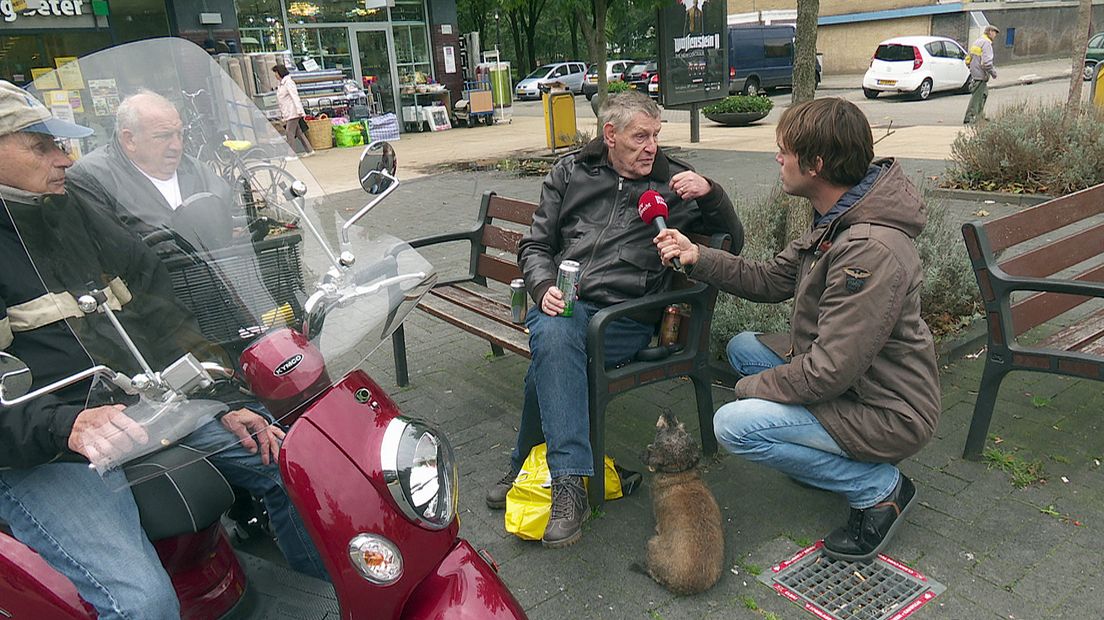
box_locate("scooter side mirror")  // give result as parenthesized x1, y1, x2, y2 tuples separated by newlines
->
(358, 142, 397, 195)
(0, 352, 33, 404)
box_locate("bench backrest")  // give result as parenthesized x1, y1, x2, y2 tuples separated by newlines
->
(962, 183, 1104, 338)
(475, 192, 715, 296)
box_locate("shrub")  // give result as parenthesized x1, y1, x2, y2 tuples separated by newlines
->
(944, 102, 1104, 195)
(607, 80, 631, 94)
(710, 180, 980, 357)
(702, 95, 773, 116)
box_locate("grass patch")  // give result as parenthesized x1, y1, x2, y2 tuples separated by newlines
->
(741, 595, 760, 611)
(1031, 395, 1051, 408)
(982, 446, 1046, 487)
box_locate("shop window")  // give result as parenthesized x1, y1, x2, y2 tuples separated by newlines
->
(0, 32, 112, 86)
(286, 0, 386, 23)
(290, 27, 354, 79)
(393, 24, 432, 86)
(390, 0, 426, 23)
(236, 0, 286, 52)
(109, 0, 171, 44)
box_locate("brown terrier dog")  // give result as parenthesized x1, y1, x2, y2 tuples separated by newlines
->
(639, 411, 724, 595)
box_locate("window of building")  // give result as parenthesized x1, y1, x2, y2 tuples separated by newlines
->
(236, 0, 286, 52)
(393, 23, 431, 85)
(289, 27, 354, 78)
(0, 32, 113, 86)
(285, 0, 386, 24)
(390, 0, 426, 23)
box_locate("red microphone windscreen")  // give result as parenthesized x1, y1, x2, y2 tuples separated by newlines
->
(637, 189, 669, 224)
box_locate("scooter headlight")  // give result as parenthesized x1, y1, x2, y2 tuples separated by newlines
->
(348, 533, 402, 584)
(381, 418, 458, 530)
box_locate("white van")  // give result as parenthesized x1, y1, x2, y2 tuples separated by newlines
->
(514, 62, 587, 100)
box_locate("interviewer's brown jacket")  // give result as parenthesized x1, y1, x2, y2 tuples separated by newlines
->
(691, 159, 940, 462)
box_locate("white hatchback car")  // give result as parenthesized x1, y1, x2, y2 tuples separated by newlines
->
(514, 62, 587, 100)
(862, 36, 973, 100)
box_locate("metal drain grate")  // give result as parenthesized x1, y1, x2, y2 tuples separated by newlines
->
(757, 541, 946, 620)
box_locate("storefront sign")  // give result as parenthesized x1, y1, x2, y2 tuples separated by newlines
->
(0, 0, 96, 25)
(656, 0, 728, 107)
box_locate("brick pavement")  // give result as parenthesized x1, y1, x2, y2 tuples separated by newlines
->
(332, 154, 1103, 619)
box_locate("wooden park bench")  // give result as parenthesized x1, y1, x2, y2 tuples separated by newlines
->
(389, 191, 731, 508)
(960, 183, 1104, 459)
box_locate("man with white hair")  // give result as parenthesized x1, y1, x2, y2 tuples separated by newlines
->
(67, 89, 239, 251)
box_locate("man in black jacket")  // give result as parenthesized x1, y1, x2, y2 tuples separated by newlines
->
(484, 91, 744, 548)
(0, 80, 325, 619)
(67, 89, 240, 253)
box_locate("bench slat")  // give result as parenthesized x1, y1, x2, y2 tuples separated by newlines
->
(481, 225, 524, 255)
(1041, 306, 1104, 352)
(488, 196, 539, 226)
(985, 185, 1104, 252)
(417, 294, 532, 358)
(1010, 263, 1104, 336)
(1000, 222, 1104, 278)
(429, 284, 514, 325)
(477, 254, 522, 284)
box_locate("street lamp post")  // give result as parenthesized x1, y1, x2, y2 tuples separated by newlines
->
(494, 12, 500, 52)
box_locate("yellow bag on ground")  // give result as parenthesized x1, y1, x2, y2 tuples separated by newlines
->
(504, 443, 622, 541)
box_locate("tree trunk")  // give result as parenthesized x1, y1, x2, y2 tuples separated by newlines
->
(570, 13, 580, 59)
(508, 11, 527, 71)
(576, 0, 608, 109)
(1067, 0, 1093, 107)
(792, 0, 820, 104)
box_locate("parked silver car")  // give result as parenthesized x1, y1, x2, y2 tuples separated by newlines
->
(514, 62, 587, 100)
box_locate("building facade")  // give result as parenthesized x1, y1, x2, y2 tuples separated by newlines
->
(727, 0, 1104, 74)
(0, 0, 461, 115)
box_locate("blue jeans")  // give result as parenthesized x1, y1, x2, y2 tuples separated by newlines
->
(0, 418, 327, 620)
(714, 332, 899, 509)
(511, 300, 654, 478)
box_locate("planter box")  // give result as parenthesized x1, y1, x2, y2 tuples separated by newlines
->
(703, 110, 769, 126)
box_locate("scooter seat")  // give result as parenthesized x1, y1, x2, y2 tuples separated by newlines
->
(125, 445, 236, 541)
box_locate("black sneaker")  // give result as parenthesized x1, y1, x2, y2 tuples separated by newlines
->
(542, 475, 588, 549)
(485, 465, 521, 510)
(823, 474, 916, 563)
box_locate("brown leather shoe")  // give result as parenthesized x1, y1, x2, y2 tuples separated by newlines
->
(485, 465, 520, 510)
(823, 474, 916, 563)
(541, 475, 588, 549)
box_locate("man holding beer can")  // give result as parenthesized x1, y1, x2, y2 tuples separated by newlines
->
(484, 91, 744, 549)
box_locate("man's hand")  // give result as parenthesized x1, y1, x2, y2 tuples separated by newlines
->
(541, 286, 566, 316)
(670, 171, 711, 201)
(220, 408, 285, 465)
(654, 228, 699, 268)
(69, 404, 149, 468)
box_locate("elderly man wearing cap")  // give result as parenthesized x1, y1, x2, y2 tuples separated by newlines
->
(0, 80, 326, 619)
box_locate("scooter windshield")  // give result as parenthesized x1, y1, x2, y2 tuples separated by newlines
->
(1, 38, 435, 486)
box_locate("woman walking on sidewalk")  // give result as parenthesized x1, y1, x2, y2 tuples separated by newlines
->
(273, 64, 314, 159)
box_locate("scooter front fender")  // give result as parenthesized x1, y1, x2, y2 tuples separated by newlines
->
(399, 539, 527, 620)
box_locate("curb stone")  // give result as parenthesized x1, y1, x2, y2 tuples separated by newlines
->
(926, 187, 1053, 207)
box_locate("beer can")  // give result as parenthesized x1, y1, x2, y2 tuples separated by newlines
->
(510, 278, 528, 324)
(659, 305, 681, 346)
(556, 260, 581, 317)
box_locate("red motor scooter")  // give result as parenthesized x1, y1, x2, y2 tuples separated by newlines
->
(0, 38, 526, 620)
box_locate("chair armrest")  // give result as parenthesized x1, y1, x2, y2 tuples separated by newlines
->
(586, 284, 713, 372)
(406, 226, 482, 250)
(995, 275, 1104, 299)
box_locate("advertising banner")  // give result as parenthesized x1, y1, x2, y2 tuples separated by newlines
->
(657, 0, 728, 107)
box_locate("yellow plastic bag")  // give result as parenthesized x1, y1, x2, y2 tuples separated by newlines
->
(504, 443, 622, 541)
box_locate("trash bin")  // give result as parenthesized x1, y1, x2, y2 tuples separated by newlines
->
(542, 90, 576, 150)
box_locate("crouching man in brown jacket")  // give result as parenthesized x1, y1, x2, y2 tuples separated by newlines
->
(654, 98, 940, 562)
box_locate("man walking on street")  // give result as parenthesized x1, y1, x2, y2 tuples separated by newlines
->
(963, 25, 999, 124)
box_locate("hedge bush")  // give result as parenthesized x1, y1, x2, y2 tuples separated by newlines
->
(944, 103, 1104, 195)
(710, 181, 980, 356)
(702, 95, 773, 116)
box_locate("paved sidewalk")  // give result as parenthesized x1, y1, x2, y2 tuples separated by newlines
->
(320, 150, 1103, 618)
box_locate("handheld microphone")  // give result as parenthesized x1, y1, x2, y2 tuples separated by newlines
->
(637, 189, 681, 270)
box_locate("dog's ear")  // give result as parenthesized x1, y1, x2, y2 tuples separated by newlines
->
(655, 414, 668, 430)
